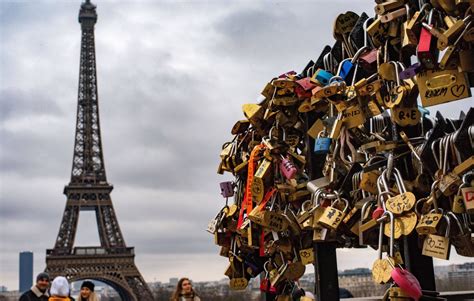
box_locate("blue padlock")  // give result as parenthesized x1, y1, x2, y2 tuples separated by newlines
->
(314, 131, 332, 154)
(418, 106, 430, 118)
(314, 69, 334, 86)
(339, 59, 354, 81)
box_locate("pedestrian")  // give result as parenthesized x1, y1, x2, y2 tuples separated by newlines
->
(48, 276, 71, 301)
(19, 272, 50, 301)
(77, 281, 98, 301)
(170, 278, 201, 301)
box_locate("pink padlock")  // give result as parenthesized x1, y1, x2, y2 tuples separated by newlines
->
(280, 155, 297, 179)
(391, 268, 422, 301)
(220, 181, 234, 198)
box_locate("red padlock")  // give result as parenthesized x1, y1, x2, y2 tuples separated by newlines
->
(295, 77, 316, 99)
(359, 48, 379, 72)
(417, 11, 438, 69)
(260, 261, 277, 294)
(372, 206, 385, 220)
(278, 70, 296, 78)
(259, 278, 277, 293)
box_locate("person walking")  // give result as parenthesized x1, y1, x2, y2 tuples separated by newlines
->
(48, 276, 71, 301)
(19, 272, 50, 301)
(170, 278, 201, 301)
(77, 281, 98, 301)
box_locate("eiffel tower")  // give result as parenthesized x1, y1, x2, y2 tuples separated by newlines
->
(45, 1, 154, 300)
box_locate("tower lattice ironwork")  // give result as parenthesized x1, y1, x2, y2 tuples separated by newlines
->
(45, 1, 154, 300)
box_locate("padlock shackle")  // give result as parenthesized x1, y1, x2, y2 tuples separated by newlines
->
(393, 168, 407, 193)
(329, 75, 344, 85)
(442, 214, 451, 238)
(301, 199, 313, 212)
(377, 211, 395, 257)
(312, 188, 324, 206)
(269, 125, 286, 141)
(324, 52, 334, 73)
(360, 200, 374, 222)
(352, 46, 369, 64)
(431, 180, 441, 212)
(377, 217, 384, 259)
(389, 61, 401, 86)
(447, 211, 465, 236)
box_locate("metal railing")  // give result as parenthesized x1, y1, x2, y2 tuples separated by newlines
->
(46, 246, 134, 256)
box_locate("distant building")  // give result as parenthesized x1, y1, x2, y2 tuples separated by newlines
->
(19, 251, 33, 293)
(0, 285, 8, 292)
(169, 278, 178, 287)
(338, 268, 387, 297)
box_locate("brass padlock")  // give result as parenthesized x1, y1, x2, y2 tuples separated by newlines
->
(388, 286, 413, 300)
(285, 259, 306, 281)
(229, 277, 248, 290)
(439, 171, 462, 196)
(372, 211, 396, 284)
(422, 215, 451, 260)
(367, 17, 389, 47)
(318, 196, 349, 230)
(242, 103, 263, 124)
(416, 210, 443, 235)
(361, 170, 381, 194)
(417, 68, 472, 107)
(385, 169, 416, 214)
(252, 158, 272, 203)
(341, 104, 366, 129)
(297, 199, 316, 230)
(269, 259, 289, 287)
(299, 248, 315, 265)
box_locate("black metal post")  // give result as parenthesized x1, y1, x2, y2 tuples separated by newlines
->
(305, 112, 340, 301)
(314, 242, 340, 301)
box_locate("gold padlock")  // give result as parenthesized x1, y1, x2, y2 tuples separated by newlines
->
(299, 248, 315, 265)
(422, 215, 451, 260)
(242, 103, 263, 123)
(360, 171, 380, 194)
(416, 210, 443, 235)
(372, 211, 396, 284)
(367, 17, 389, 47)
(297, 200, 316, 230)
(417, 69, 471, 107)
(439, 172, 462, 196)
(385, 169, 417, 214)
(229, 277, 248, 290)
(388, 286, 413, 299)
(318, 197, 349, 230)
(341, 104, 366, 129)
(374, 0, 405, 15)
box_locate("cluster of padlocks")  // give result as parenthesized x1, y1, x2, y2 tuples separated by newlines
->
(208, 0, 473, 299)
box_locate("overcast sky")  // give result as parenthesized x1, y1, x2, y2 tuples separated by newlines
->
(0, 0, 472, 291)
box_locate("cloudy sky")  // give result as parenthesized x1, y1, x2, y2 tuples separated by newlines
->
(0, 0, 472, 291)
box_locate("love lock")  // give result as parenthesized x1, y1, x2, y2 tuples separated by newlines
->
(422, 214, 451, 260)
(372, 211, 395, 284)
(319, 195, 349, 230)
(391, 268, 422, 301)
